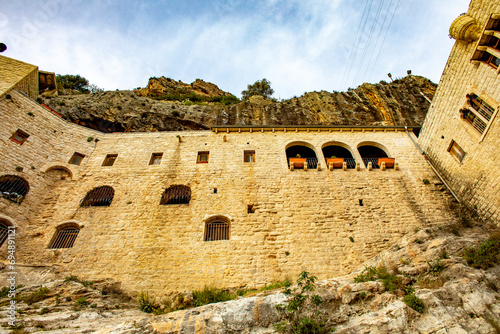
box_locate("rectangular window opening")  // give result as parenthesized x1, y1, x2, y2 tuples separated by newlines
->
(69, 152, 85, 166)
(102, 154, 118, 166)
(197, 151, 209, 163)
(472, 14, 500, 69)
(447, 140, 466, 163)
(10, 129, 29, 145)
(244, 150, 255, 162)
(149, 153, 163, 165)
(461, 93, 497, 135)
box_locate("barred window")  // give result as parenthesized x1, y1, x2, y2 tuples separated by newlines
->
(197, 151, 209, 163)
(160, 185, 191, 205)
(0, 222, 9, 247)
(460, 94, 496, 134)
(0, 175, 29, 203)
(204, 221, 229, 241)
(49, 227, 79, 249)
(244, 150, 255, 162)
(80, 186, 114, 207)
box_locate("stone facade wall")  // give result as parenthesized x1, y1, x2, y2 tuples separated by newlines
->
(0, 56, 38, 99)
(419, 0, 500, 224)
(1, 89, 460, 295)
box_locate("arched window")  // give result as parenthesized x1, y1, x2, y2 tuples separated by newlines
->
(0, 221, 9, 247)
(49, 227, 80, 249)
(204, 219, 230, 241)
(80, 186, 114, 207)
(160, 185, 191, 205)
(0, 175, 29, 203)
(322, 143, 356, 169)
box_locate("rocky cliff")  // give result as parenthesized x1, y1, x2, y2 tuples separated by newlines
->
(39, 75, 436, 133)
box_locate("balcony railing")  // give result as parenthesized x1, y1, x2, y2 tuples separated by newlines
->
(287, 157, 318, 169)
(362, 158, 380, 169)
(344, 158, 356, 169)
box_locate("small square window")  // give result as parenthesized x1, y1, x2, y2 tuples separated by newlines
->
(197, 151, 209, 163)
(102, 154, 118, 166)
(244, 150, 255, 162)
(69, 152, 85, 166)
(10, 129, 29, 145)
(149, 153, 163, 165)
(447, 140, 466, 163)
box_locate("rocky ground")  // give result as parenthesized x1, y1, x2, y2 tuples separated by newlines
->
(2, 213, 499, 333)
(39, 75, 436, 133)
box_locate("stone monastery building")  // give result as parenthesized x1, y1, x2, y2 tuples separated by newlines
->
(0, 0, 499, 295)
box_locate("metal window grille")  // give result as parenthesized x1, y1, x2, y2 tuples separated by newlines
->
(0, 175, 29, 203)
(205, 222, 229, 241)
(362, 158, 381, 169)
(50, 228, 79, 249)
(0, 223, 8, 247)
(80, 186, 114, 207)
(197, 152, 209, 163)
(160, 185, 191, 205)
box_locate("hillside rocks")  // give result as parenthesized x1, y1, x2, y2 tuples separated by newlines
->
(39, 75, 436, 133)
(5, 223, 500, 333)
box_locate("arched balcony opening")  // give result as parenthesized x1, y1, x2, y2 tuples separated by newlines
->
(322, 145, 355, 169)
(358, 144, 393, 169)
(285, 144, 318, 169)
(160, 185, 191, 205)
(80, 186, 114, 207)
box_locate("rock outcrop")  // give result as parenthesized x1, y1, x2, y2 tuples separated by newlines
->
(39, 75, 436, 133)
(5, 220, 500, 333)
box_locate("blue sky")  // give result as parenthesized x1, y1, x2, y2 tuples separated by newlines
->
(1, 0, 470, 99)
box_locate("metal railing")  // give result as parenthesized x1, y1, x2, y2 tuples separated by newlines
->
(50, 228, 79, 249)
(344, 158, 356, 169)
(287, 157, 318, 169)
(0, 223, 8, 247)
(0, 175, 29, 204)
(362, 158, 381, 169)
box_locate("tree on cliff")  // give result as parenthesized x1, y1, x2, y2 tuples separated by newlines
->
(56, 74, 104, 94)
(241, 78, 274, 100)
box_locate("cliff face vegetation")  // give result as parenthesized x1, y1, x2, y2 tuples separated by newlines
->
(40, 75, 436, 133)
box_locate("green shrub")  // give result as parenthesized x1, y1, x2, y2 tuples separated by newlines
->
(64, 275, 94, 287)
(426, 259, 445, 276)
(192, 286, 235, 307)
(22, 286, 49, 305)
(274, 271, 330, 334)
(87, 137, 93, 142)
(463, 234, 500, 269)
(0, 286, 9, 298)
(422, 179, 430, 185)
(355, 266, 402, 292)
(220, 95, 240, 105)
(349, 236, 354, 243)
(138, 291, 158, 313)
(74, 297, 89, 309)
(414, 238, 424, 244)
(403, 293, 425, 313)
(172, 110, 180, 117)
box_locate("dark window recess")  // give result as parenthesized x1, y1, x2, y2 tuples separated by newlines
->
(471, 16, 500, 69)
(448, 140, 466, 163)
(460, 93, 496, 134)
(197, 151, 209, 163)
(49, 227, 79, 249)
(213, 188, 218, 194)
(0, 222, 9, 247)
(80, 186, 114, 207)
(0, 175, 29, 203)
(10, 129, 29, 145)
(244, 150, 255, 162)
(69, 152, 85, 166)
(149, 153, 163, 165)
(102, 154, 118, 166)
(359, 199, 364, 206)
(248, 205, 255, 213)
(205, 221, 229, 241)
(160, 185, 191, 205)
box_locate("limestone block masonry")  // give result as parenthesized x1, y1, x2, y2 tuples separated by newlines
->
(419, 0, 500, 224)
(0, 88, 460, 295)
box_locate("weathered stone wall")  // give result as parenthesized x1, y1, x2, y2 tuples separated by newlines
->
(0, 55, 38, 99)
(419, 0, 500, 224)
(0, 89, 460, 295)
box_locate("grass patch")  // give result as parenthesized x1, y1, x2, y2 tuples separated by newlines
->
(354, 266, 402, 292)
(463, 233, 500, 269)
(403, 293, 425, 313)
(64, 275, 94, 287)
(74, 297, 89, 310)
(192, 286, 243, 307)
(22, 286, 49, 305)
